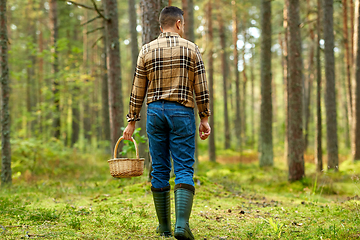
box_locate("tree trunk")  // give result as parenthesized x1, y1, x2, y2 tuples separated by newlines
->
(242, 23, 248, 145)
(288, 0, 304, 181)
(315, 0, 323, 173)
(0, 0, 11, 186)
(259, 0, 273, 167)
(140, 0, 168, 176)
(129, 0, 138, 73)
(232, 0, 241, 150)
(217, 9, 230, 150)
(103, 0, 124, 150)
(182, 0, 198, 167)
(38, 21, 44, 135)
(283, 0, 290, 163)
(50, 0, 60, 139)
(351, 0, 355, 65)
(323, 0, 339, 170)
(250, 45, 255, 149)
(206, 0, 216, 162)
(101, 26, 110, 142)
(352, 0, 360, 161)
(343, 0, 353, 147)
(304, 27, 315, 151)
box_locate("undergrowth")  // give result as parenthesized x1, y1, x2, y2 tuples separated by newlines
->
(0, 141, 360, 239)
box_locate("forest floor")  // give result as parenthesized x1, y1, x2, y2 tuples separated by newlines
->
(1, 149, 360, 239)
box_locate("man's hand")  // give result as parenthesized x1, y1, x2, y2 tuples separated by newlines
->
(123, 121, 136, 140)
(199, 117, 211, 140)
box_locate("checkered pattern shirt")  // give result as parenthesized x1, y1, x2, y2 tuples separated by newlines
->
(126, 32, 211, 122)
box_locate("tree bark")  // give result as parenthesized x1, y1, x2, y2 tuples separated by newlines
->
(232, 0, 241, 150)
(242, 23, 248, 145)
(217, 9, 230, 150)
(50, 0, 60, 139)
(206, 0, 216, 162)
(323, 0, 339, 170)
(182, 0, 198, 167)
(259, 0, 273, 167)
(0, 0, 11, 185)
(140, 0, 168, 176)
(288, 0, 304, 181)
(343, 0, 353, 147)
(351, 0, 355, 65)
(304, 28, 315, 151)
(103, 0, 124, 150)
(352, 0, 360, 161)
(315, 0, 323, 173)
(283, 0, 290, 163)
(129, 0, 138, 73)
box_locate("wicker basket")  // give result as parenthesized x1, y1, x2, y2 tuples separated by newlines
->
(108, 136, 145, 178)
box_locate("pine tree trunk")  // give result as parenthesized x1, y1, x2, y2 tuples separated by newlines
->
(129, 0, 138, 72)
(352, 0, 360, 161)
(50, 0, 60, 139)
(343, 0, 353, 147)
(232, 0, 241, 150)
(182, 0, 198, 167)
(38, 22, 44, 135)
(288, 0, 304, 181)
(250, 46, 255, 148)
(315, 0, 323, 173)
(206, 0, 216, 162)
(140, 0, 168, 176)
(0, 0, 11, 186)
(304, 26, 315, 152)
(103, 0, 124, 150)
(351, 0, 355, 65)
(323, 0, 339, 170)
(101, 30, 110, 142)
(259, 0, 273, 167)
(283, 0, 290, 163)
(217, 10, 230, 150)
(71, 85, 80, 147)
(242, 24, 248, 145)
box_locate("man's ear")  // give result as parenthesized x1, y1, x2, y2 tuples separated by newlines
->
(160, 26, 164, 32)
(176, 20, 181, 29)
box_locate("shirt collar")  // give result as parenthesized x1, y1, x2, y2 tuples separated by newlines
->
(158, 32, 180, 38)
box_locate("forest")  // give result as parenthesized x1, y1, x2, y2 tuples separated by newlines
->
(0, 0, 360, 239)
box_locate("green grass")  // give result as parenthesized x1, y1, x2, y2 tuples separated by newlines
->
(1, 145, 360, 239)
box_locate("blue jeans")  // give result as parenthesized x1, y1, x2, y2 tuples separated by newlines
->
(146, 100, 196, 189)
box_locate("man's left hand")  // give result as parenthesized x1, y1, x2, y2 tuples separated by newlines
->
(123, 121, 136, 140)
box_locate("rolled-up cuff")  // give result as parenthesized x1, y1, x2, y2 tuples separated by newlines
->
(126, 113, 141, 122)
(198, 108, 211, 119)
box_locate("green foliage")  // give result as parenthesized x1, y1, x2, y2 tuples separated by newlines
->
(1, 156, 360, 239)
(118, 128, 147, 157)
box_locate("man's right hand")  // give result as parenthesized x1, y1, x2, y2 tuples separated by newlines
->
(199, 116, 211, 140)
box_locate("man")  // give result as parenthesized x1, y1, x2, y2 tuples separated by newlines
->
(123, 6, 211, 239)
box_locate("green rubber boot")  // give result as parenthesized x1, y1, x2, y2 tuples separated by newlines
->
(174, 184, 195, 240)
(152, 186, 172, 237)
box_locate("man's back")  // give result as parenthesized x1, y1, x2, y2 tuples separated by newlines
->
(128, 32, 210, 121)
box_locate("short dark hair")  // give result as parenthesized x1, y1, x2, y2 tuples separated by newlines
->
(159, 6, 184, 29)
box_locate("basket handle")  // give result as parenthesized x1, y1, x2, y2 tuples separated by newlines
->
(113, 136, 140, 159)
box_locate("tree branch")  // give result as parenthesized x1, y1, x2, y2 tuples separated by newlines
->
(81, 15, 101, 26)
(58, 0, 103, 11)
(87, 27, 105, 35)
(92, 36, 104, 48)
(90, 0, 107, 20)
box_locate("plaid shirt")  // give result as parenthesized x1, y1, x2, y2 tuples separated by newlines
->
(126, 32, 211, 122)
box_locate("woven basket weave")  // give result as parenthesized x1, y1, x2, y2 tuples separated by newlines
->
(108, 136, 145, 178)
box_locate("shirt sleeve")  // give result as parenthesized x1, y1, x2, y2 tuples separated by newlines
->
(126, 49, 147, 122)
(194, 46, 211, 119)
